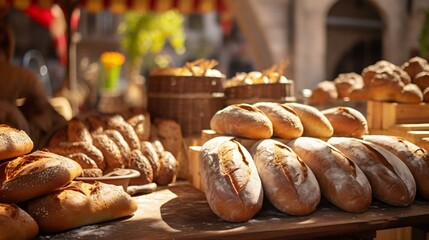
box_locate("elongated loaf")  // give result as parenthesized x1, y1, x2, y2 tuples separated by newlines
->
(321, 106, 368, 138)
(0, 124, 33, 161)
(199, 136, 263, 222)
(286, 137, 372, 213)
(25, 181, 137, 233)
(328, 137, 416, 206)
(0, 203, 39, 240)
(363, 135, 428, 200)
(250, 139, 320, 215)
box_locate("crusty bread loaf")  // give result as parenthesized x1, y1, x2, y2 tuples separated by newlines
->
(103, 129, 131, 167)
(66, 153, 98, 169)
(321, 106, 368, 138)
(363, 135, 429, 200)
(0, 150, 82, 203)
(154, 151, 177, 186)
(401, 56, 428, 80)
(106, 115, 141, 150)
(414, 71, 429, 91)
(199, 136, 263, 222)
(67, 118, 92, 144)
(141, 141, 161, 178)
(210, 104, 273, 139)
(250, 139, 320, 215)
(25, 181, 137, 233)
(328, 137, 416, 206)
(284, 103, 333, 138)
(286, 137, 372, 213)
(0, 124, 33, 161)
(333, 72, 364, 99)
(395, 83, 423, 103)
(0, 203, 39, 240)
(127, 111, 151, 141)
(81, 168, 103, 177)
(92, 133, 124, 173)
(49, 141, 105, 170)
(308, 80, 338, 105)
(128, 149, 153, 185)
(253, 102, 303, 139)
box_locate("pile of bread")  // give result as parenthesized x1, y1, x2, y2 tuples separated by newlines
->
(200, 102, 429, 222)
(150, 58, 224, 78)
(225, 62, 290, 88)
(309, 56, 429, 105)
(46, 109, 178, 187)
(0, 124, 138, 238)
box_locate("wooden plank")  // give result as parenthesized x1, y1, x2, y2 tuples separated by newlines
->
(367, 101, 383, 129)
(395, 103, 429, 124)
(188, 146, 203, 191)
(392, 124, 429, 131)
(382, 102, 397, 129)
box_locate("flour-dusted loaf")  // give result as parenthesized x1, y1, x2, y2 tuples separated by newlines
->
(286, 137, 372, 213)
(284, 103, 333, 138)
(0, 150, 82, 203)
(328, 137, 416, 206)
(321, 106, 368, 138)
(0, 203, 39, 240)
(250, 139, 320, 215)
(24, 181, 137, 233)
(0, 124, 33, 161)
(363, 135, 428, 200)
(199, 136, 263, 222)
(253, 102, 303, 139)
(210, 104, 273, 139)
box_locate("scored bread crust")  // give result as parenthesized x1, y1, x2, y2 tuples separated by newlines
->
(321, 106, 368, 138)
(0, 203, 39, 240)
(199, 136, 263, 222)
(25, 181, 137, 233)
(210, 104, 273, 139)
(285, 103, 333, 138)
(0, 124, 33, 161)
(0, 150, 82, 203)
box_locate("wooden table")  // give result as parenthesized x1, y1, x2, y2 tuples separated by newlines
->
(40, 183, 429, 240)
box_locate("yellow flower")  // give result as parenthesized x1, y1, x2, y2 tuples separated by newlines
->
(100, 52, 125, 67)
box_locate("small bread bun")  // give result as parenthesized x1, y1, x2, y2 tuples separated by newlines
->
(210, 104, 273, 139)
(253, 102, 303, 139)
(67, 118, 93, 144)
(0, 124, 33, 161)
(321, 106, 368, 138)
(250, 139, 320, 215)
(0, 203, 39, 240)
(401, 56, 428, 80)
(66, 153, 98, 169)
(140, 141, 161, 178)
(413, 71, 429, 91)
(363, 135, 429, 200)
(0, 150, 82, 203)
(328, 137, 416, 206)
(284, 103, 333, 138)
(48, 141, 105, 170)
(106, 115, 141, 150)
(128, 149, 153, 185)
(154, 151, 177, 186)
(287, 137, 372, 213)
(25, 181, 137, 233)
(308, 80, 338, 105)
(333, 72, 364, 99)
(395, 83, 423, 103)
(200, 136, 263, 222)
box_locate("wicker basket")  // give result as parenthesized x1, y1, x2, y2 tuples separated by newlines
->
(147, 76, 225, 137)
(224, 80, 296, 105)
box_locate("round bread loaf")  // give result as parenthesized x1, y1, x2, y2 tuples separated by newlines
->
(414, 71, 429, 91)
(0, 203, 39, 240)
(0, 150, 82, 203)
(200, 136, 263, 222)
(321, 106, 368, 138)
(106, 115, 141, 150)
(253, 102, 303, 139)
(67, 118, 93, 144)
(401, 56, 428, 80)
(328, 137, 416, 206)
(48, 141, 105, 170)
(141, 141, 161, 178)
(0, 124, 33, 161)
(25, 181, 137, 233)
(395, 83, 423, 103)
(210, 104, 273, 139)
(92, 133, 124, 173)
(284, 103, 333, 138)
(66, 153, 98, 169)
(128, 149, 154, 185)
(308, 80, 338, 105)
(363, 135, 429, 200)
(286, 137, 372, 213)
(154, 151, 177, 186)
(250, 139, 320, 215)
(333, 72, 364, 99)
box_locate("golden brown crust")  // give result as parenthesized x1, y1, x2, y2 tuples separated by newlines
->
(140, 141, 161, 178)
(0, 124, 33, 161)
(127, 112, 151, 141)
(401, 56, 428, 80)
(155, 151, 177, 186)
(92, 133, 124, 173)
(285, 103, 333, 138)
(0, 150, 82, 203)
(103, 129, 131, 167)
(80, 168, 103, 177)
(67, 118, 93, 144)
(308, 80, 338, 105)
(66, 153, 98, 169)
(413, 71, 429, 91)
(107, 115, 141, 150)
(321, 106, 368, 138)
(333, 72, 364, 99)
(48, 141, 105, 170)
(0, 203, 39, 240)
(395, 83, 423, 103)
(128, 149, 153, 185)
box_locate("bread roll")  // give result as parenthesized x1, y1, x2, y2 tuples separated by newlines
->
(103, 129, 131, 166)
(0, 203, 39, 240)
(67, 118, 92, 144)
(85, 115, 106, 135)
(284, 103, 333, 138)
(107, 115, 141, 150)
(328, 137, 416, 206)
(250, 139, 320, 215)
(127, 112, 151, 141)
(49, 141, 105, 170)
(25, 181, 137, 233)
(0, 124, 33, 161)
(66, 153, 98, 169)
(321, 106, 368, 138)
(128, 149, 153, 185)
(308, 80, 338, 105)
(401, 56, 428, 80)
(363, 135, 429, 200)
(395, 83, 423, 103)
(92, 133, 124, 173)
(286, 137, 372, 213)
(155, 151, 177, 186)
(333, 72, 364, 99)
(253, 102, 303, 139)
(199, 136, 263, 222)
(210, 104, 273, 139)
(0, 150, 82, 203)
(413, 71, 429, 91)
(81, 168, 103, 177)
(141, 141, 161, 178)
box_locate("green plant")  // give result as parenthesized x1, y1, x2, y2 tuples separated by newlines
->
(118, 10, 185, 73)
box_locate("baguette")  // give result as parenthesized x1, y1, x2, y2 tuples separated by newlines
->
(321, 106, 368, 138)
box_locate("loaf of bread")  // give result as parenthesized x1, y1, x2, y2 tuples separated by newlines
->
(250, 139, 320, 215)
(395, 83, 423, 103)
(414, 71, 429, 92)
(286, 137, 372, 213)
(0, 124, 33, 161)
(67, 118, 93, 144)
(103, 129, 131, 167)
(0, 203, 39, 240)
(127, 111, 151, 141)
(199, 136, 263, 222)
(321, 106, 368, 138)
(128, 149, 153, 185)
(0, 150, 82, 203)
(92, 133, 124, 173)
(106, 115, 141, 150)
(401, 56, 428, 80)
(66, 153, 98, 169)
(363, 135, 429, 200)
(284, 103, 333, 138)
(328, 137, 416, 206)
(210, 104, 273, 139)
(253, 102, 303, 139)
(333, 72, 364, 99)
(140, 141, 161, 178)
(154, 151, 177, 186)
(25, 181, 137, 233)
(308, 80, 338, 105)
(49, 141, 105, 170)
